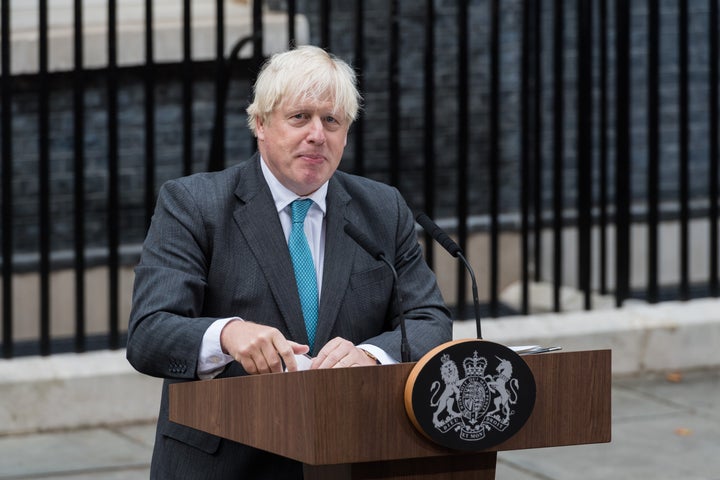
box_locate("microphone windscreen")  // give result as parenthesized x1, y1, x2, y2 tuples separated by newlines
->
(415, 213, 462, 257)
(344, 223, 385, 260)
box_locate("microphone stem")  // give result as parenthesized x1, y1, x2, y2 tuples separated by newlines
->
(381, 256, 412, 362)
(458, 253, 483, 339)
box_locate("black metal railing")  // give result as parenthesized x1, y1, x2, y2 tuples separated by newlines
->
(1, 0, 718, 358)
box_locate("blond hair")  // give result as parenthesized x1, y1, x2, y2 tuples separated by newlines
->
(246, 45, 361, 136)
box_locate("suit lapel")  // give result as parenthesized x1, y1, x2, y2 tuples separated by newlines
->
(231, 157, 309, 345)
(313, 179, 355, 350)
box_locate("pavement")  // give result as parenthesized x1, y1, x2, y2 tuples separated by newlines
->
(1, 368, 719, 479)
(497, 368, 720, 480)
(2, 297, 720, 479)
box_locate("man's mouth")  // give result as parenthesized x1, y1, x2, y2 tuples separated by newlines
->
(297, 153, 325, 163)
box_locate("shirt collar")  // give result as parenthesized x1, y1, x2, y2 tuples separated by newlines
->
(260, 156, 328, 215)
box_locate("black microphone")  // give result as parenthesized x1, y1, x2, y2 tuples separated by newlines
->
(344, 222, 411, 363)
(415, 213, 483, 339)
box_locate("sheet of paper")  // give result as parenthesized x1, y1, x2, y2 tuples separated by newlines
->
(284, 354, 313, 372)
(510, 345, 562, 355)
(294, 353, 313, 371)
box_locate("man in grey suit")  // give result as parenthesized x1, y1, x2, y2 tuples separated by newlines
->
(127, 45, 452, 479)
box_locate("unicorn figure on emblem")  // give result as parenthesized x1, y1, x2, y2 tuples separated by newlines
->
(485, 357, 520, 423)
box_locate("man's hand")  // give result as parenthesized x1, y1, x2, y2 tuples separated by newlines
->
(220, 320, 309, 374)
(310, 337, 378, 369)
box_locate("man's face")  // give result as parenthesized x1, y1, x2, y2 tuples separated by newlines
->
(256, 97, 349, 196)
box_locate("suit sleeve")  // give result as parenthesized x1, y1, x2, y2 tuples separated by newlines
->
(126, 179, 216, 379)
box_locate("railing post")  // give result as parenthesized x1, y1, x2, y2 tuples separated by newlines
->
(39, 0, 51, 355)
(552, 0, 565, 312)
(577, 0, 593, 310)
(710, 0, 719, 297)
(422, 0, 436, 269)
(679, 0, 690, 301)
(520, 0, 534, 315)
(647, 0, 660, 304)
(73, 0, 87, 352)
(456, 0, 470, 318)
(1, 0, 14, 358)
(615, 0, 631, 307)
(107, 0, 120, 349)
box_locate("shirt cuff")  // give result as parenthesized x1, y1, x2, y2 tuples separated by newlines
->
(197, 317, 237, 379)
(357, 344, 397, 365)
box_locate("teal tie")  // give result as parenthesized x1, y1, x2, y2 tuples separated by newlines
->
(288, 199, 319, 349)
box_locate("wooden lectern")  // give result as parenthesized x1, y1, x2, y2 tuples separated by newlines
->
(170, 349, 611, 480)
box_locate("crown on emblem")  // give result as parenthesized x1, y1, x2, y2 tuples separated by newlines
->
(440, 353, 452, 365)
(463, 351, 487, 376)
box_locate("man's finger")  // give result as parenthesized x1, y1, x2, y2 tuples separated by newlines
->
(274, 342, 297, 373)
(312, 338, 354, 369)
(290, 341, 310, 355)
(259, 342, 284, 374)
(238, 355, 260, 375)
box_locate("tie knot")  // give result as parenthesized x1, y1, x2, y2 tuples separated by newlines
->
(291, 199, 313, 224)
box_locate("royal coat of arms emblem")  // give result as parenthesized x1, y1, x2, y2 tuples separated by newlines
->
(405, 339, 536, 451)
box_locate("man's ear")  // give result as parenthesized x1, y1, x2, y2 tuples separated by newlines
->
(255, 117, 265, 140)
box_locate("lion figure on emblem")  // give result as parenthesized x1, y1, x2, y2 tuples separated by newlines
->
(430, 356, 462, 427)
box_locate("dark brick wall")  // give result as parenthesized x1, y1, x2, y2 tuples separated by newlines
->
(3, 71, 256, 258)
(1, 0, 717, 260)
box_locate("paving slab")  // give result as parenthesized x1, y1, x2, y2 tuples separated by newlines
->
(0, 424, 154, 480)
(497, 369, 720, 480)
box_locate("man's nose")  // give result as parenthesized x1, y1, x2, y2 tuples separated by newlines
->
(306, 117, 326, 144)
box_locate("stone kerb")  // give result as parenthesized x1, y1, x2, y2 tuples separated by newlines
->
(454, 297, 720, 375)
(1, 297, 719, 435)
(0, 351, 161, 436)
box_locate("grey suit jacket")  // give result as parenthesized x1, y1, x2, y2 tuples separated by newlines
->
(127, 155, 452, 479)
